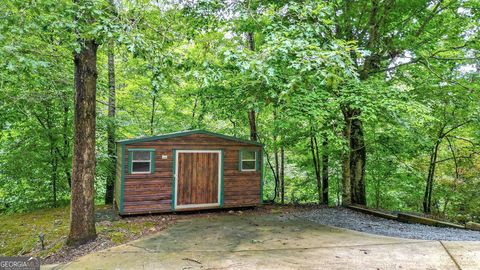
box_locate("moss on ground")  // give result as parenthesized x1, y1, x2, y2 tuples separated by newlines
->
(0, 206, 69, 256)
(0, 206, 161, 258)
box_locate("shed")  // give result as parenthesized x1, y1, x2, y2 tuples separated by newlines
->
(114, 130, 264, 215)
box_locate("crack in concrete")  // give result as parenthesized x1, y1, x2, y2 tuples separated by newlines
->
(108, 240, 437, 254)
(439, 241, 462, 270)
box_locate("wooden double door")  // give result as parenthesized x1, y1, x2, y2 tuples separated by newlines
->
(174, 150, 221, 209)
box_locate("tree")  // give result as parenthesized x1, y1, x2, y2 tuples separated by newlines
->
(104, 43, 116, 205)
(67, 38, 98, 245)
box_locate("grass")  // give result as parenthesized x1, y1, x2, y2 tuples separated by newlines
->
(0, 205, 165, 258)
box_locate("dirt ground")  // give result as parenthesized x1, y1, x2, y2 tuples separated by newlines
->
(43, 209, 480, 270)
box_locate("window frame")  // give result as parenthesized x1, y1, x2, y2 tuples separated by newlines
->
(239, 150, 258, 172)
(128, 149, 155, 174)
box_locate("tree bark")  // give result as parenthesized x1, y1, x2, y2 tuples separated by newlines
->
(67, 39, 98, 246)
(105, 44, 116, 205)
(280, 146, 285, 204)
(150, 94, 156, 135)
(342, 107, 366, 205)
(310, 135, 322, 204)
(350, 111, 366, 205)
(273, 107, 280, 201)
(248, 110, 257, 141)
(423, 140, 440, 213)
(341, 110, 352, 206)
(321, 138, 329, 205)
(246, 32, 258, 142)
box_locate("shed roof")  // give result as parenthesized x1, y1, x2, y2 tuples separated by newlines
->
(117, 129, 264, 146)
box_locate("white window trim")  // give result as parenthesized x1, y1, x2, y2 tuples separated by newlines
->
(241, 151, 257, 172)
(131, 153, 152, 174)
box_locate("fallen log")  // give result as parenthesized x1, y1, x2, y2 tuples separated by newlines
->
(397, 213, 464, 229)
(346, 205, 398, 220)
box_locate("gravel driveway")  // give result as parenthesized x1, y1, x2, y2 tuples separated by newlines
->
(296, 207, 480, 241)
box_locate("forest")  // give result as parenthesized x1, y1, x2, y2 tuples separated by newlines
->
(0, 0, 479, 233)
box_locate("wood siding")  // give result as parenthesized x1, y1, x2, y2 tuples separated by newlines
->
(119, 133, 262, 215)
(177, 152, 219, 206)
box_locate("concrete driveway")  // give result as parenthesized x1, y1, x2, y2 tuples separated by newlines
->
(46, 213, 480, 270)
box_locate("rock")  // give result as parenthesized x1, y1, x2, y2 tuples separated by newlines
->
(466, 221, 480, 231)
(228, 210, 234, 214)
(54, 219, 62, 226)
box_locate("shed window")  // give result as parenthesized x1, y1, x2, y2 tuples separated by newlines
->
(240, 150, 257, 171)
(129, 150, 155, 174)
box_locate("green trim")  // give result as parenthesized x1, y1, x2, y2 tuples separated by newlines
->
(220, 150, 224, 207)
(150, 151, 155, 173)
(171, 149, 176, 211)
(120, 144, 126, 215)
(117, 129, 263, 146)
(127, 148, 155, 174)
(127, 151, 132, 174)
(239, 149, 259, 171)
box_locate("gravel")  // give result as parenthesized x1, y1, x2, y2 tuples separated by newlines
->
(296, 207, 480, 241)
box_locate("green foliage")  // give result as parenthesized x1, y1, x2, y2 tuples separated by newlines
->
(0, 0, 479, 224)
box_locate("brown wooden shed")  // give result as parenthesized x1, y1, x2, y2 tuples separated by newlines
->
(114, 130, 263, 215)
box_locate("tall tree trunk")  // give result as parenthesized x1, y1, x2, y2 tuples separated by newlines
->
(310, 135, 322, 204)
(67, 39, 98, 246)
(321, 138, 329, 205)
(423, 141, 440, 213)
(280, 146, 285, 204)
(46, 107, 58, 207)
(150, 94, 156, 135)
(246, 32, 258, 142)
(50, 147, 58, 207)
(273, 108, 280, 201)
(273, 135, 279, 201)
(342, 107, 366, 205)
(350, 111, 366, 205)
(248, 110, 257, 141)
(62, 93, 72, 189)
(341, 110, 352, 206)
(105, 44, 116, 205)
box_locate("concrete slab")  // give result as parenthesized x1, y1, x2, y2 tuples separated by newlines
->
(441, 241, 480, 270)
(43, 214, 479, 270)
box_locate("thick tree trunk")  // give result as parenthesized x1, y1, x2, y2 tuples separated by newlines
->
(321, 138, 329, 205)
(342, 108, 366, 205)
(350, 113, 366, 205)
(105, 44, 116, 205)
(67, 39, 98, 246)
